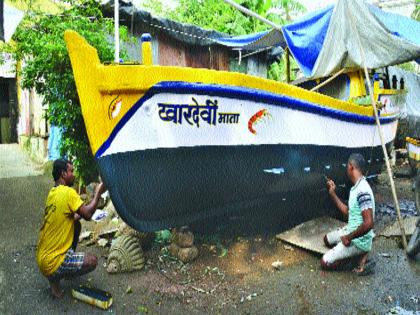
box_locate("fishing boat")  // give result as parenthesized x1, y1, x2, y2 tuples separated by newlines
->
(64, 0, 419, 232)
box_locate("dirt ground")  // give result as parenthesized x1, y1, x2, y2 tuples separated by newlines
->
(0, 159, 419, 315)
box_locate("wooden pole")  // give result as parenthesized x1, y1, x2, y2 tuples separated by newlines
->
(114, 0, 120, 63)
(310, 68, 346, 92)
(223, 0, 281, 30)
(348, 10, 408, 250)
(285, 47, 291, 83)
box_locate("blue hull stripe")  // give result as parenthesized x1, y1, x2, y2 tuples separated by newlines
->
(95, 81, 398, 158)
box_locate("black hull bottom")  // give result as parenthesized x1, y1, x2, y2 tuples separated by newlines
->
(98, 143, 390, 232)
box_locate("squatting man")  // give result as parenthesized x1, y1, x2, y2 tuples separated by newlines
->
(321, 153, 376, 275)
(36, 159, 106, 298)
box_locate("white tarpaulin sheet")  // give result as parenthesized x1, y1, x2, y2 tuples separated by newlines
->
(310, 0, 420, 79)
(221, 0, 420, 79)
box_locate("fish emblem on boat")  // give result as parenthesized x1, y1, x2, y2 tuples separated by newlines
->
(108, 96, 122, 119)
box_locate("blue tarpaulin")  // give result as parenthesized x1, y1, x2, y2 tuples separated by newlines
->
(215, 31, 271, 48)
(282, 5, 333, 77)
(216, 0, 420, 78)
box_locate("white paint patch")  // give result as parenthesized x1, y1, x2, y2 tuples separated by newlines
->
(102, 93, 398, 157)
(111, 100, 122, 119)
(0, 270, 5, 294)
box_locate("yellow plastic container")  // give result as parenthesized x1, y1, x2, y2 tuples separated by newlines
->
(72, 285, 113, 310)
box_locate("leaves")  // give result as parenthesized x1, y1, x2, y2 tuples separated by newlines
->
(144, 0, 306, 35)
(4, 0, 132, 184)
(142, 0, 305, 82)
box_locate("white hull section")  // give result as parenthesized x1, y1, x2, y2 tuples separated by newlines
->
(102, 92, 398, 158)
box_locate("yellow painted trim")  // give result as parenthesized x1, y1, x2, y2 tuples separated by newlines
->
(406, 137, 420, 146)
(348, 71, 366, 98)
(376, 88, 407, 96)
(373, 80, 407, 102)
(141, 41, 152, 65)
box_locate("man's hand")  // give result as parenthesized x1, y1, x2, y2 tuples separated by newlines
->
(78, 182, 107, 220)
(74, 213, 81, 221)
(96, 182, 106, 196)
(326, 179, 336, 195)
(341, 235, 352, 247)
(326, 178, 349, 218)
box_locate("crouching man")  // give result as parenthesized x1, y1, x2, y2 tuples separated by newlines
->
(321, 153, 376, 275)
(36, 159, 106, 298)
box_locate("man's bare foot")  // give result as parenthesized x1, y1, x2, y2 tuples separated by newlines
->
(353, 254, 375, 276)
(357, 252, 369, 270)
(49, 281, 63, 298)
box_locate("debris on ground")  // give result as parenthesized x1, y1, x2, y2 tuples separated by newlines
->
(240, 293, 258, 303)
(376, 200, 418, 217)
(137, 305, 149, 314)
(79, 231, 92, 242)
(91, 209, 108, 222)
(283, 244, 294, 251)
(155, 229, 172, 244)
(379, 252, 392, 258)
(97, 238, 108, 247)
(271, 260, 283, 270)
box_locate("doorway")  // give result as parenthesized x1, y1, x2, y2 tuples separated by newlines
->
(0, 78, 18, 143)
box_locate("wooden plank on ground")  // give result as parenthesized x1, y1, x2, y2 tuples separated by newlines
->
(276, 216, 346, 255)
(380, 216, 419, 237)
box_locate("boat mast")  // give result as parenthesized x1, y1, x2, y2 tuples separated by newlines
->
(114, 0, 120, 63)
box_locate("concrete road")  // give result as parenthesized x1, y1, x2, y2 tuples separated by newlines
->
(0, 144, 43, 179)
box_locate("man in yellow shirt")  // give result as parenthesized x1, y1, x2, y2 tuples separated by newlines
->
(36, 159, 106, 298)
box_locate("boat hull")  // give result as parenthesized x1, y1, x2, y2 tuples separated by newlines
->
(98, 143, 389, 231)
(63, 31, 400, 232)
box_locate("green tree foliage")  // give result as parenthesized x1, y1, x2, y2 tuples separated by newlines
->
(412, 0, 420, 21)
(145, 0, 305, 35)
(7, 0, 130, 184)
(143, 0, 305, 81)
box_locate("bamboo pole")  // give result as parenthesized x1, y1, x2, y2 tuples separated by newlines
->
(348, 10, 408, 250)
(310, 68, 346, 92)
(223, 0, 281, 30)
(114, 0, 120, 63)
(224, 0, 408, 249)
(285, 47, 291, 83)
